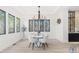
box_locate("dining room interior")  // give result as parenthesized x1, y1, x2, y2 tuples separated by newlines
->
(1, 6, 79, 53)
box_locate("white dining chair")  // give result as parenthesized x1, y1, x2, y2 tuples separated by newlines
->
(28, 33, 38, 49)
(39, 34, 48, 49)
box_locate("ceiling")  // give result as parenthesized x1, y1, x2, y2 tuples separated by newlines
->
(11, 6, 79, 16)
(1, 6, 79, 19)
(10, 6, 61, 17)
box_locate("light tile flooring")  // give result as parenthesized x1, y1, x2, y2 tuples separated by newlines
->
(2, 39, 79, 53)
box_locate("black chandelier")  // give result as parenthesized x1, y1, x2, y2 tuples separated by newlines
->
(38, 6, 40, 19)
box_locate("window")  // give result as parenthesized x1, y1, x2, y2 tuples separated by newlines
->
(29, 20, 33, 32)
(40, 20, 44, 32)
(0, 10, 6, 35)
(8, 14, 15, 33)
(44, 20, 50, 32)
(34, 20, 39, 32)
(68, 11, 75, 32)
(29, 19, 50, 32)
(16, 17, 20, 32)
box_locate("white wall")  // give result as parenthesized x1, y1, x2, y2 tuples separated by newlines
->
(21, 6, 69, 43)
(22, 6, 69, 43)
(0, 6, 75, 51)
(3, 6, 79, 45)
(57, 7, 68, 42)
(39, 6, 68, 42)
(0, 6, 24, 51)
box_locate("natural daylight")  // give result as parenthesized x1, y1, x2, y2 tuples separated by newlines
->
(0, 6, 79, 53)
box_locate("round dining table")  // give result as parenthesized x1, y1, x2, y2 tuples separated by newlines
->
(32, 35, 43, 47)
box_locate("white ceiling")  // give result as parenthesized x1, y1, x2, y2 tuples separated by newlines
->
(1, 6, 79, 19)
(68, 6, 79, 11)
(10, 6, 61, 17)
(11, 6, 79, 16)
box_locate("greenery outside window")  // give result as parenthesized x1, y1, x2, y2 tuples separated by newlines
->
(0, 10, 6, 35)
(8, 14, 15, 33)
(29, 19, 50, 32)
(16, 17, 20, 32)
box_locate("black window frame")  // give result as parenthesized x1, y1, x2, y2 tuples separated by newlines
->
(8, 13, 15, 33)
(16, 17, 20, 32)
(29, 19, 50, 32)
(0, 9, 6, 35)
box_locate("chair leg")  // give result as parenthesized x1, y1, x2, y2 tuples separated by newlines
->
(42, 43, 45, 49)
(39, 42, 42, 48)
(45, 43, 48, 47)
(28, 42, 31, 48)
(36, 42, 39, 48)
(32, 43, 34, 50)
(37, 42, 41, 48)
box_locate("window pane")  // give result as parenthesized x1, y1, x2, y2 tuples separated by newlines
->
(0, 10, 6, 35)
(45, 20, 50, 32)
(40, 20, 44, 32)
(34, 20, 39, 32)
(8, 14, 15, 33)
(29, 19, 50, 32)
(68, 11, 75, 32)
(16, 17, 20, 32)
(29, 20, 33, 32)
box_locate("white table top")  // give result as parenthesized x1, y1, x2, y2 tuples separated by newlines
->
(33, 35, 43, 39)
(33, 35, 43, 37)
